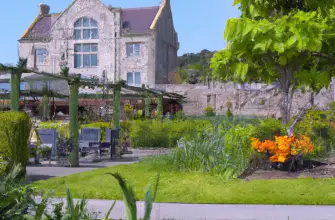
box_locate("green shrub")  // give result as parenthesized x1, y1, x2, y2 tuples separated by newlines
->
(171, 124, 255, 177)
(294, 109, 335, 157)
(130, 120, 211, 148)
(204, 106, 216, 117)
(226, 108, 233, 118)
(174, 110, 185, 120)
(39, 121, 70, 138)
(0, 156, 7, 176)
(0, 112, 31, 175)
(252, 118, 286, 141)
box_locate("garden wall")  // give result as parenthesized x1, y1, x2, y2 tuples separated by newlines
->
(154, 82, 335, 117)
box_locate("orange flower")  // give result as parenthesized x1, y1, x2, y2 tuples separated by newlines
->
(250, 135, 314, 163)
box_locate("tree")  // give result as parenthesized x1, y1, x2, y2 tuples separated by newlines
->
(211, 0, 335, 127)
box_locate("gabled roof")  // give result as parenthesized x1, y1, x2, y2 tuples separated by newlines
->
(121, 6, 160, 33)
(20, 2, 163, 41)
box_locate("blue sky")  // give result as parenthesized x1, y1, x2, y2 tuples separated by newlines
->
(0, 0, 240, 65)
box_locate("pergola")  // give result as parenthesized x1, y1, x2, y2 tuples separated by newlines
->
(0, 69, 185, 166)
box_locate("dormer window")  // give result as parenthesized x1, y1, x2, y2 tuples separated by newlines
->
(74, 17, 99, 40)
(122, 21, 130, 29)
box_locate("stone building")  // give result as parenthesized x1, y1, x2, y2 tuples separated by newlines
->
(18, 0, 178, 87)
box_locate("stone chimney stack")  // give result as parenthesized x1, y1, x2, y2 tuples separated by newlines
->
(39, 3, 50, 16)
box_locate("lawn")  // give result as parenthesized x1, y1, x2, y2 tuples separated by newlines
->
(32, 162, 335, 205)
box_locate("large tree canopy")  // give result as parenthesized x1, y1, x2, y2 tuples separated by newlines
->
(211, 0, 335, 126)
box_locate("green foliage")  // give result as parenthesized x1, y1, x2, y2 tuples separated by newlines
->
(144, 98, 152, 119)
(61, 188, 93, 220)
(108, 173, 160, 220)
(124, 104, 133, 120)
(178, 50, 216, 84)
(226, 108, 233, 118)
(1, 164, 98, 220)
(39, 121, 70, 138)
(172, 124, 254, 177)
(0, 164, 35, 219)
(252, 118, 287, 141)
(327, 101, 335, 122)
(0, 156, 6, 176)
(174, 110, 185, 120)
(130, 120, 211, 148)
(234, 0, 335, 18)
(294, 109, 335, 157)
(212, 10, 331, 84)
(211, 1, 335, 124)
(204, 106, 216, 117)
(0, 112, 31, 175)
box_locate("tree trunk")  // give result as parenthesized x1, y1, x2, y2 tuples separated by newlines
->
(157, 95, 163, 116)
(310, 91, 315, 106)
(280, 68, 294, 125)
(145, 97, 152, 119)
(10, 72, 21, 112)
(281, 89, 290, 125)
(68, 75, 80, 167)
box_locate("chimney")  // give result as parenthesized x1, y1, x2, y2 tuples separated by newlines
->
(39, 3, 50, 16)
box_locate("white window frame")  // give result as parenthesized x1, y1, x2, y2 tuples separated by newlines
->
(127, 72, 141, 86)
(35, 48, 48, 65)
(126, 43, 141, 57)
(74, 43, 98, 68)
(74, 17, 99, 40)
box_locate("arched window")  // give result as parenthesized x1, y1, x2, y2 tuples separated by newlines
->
(74, 17, 98, 40)
(74, 17, 98, 68)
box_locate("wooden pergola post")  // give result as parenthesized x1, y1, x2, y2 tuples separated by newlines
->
(10, 72, 21, 112)
(157, 94, 164, 116)
(68, 74, 80, 167)
(145, 92, 152, 119)
(113, 84, 121, 128)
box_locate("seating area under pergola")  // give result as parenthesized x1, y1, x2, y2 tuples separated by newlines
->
(0, 67, 185, 166)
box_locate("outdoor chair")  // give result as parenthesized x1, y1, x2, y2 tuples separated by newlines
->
(37, 129, 57, 159)
(79, 128, 101, 159)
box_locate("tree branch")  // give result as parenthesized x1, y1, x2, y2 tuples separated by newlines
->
(287, 102, 312, 137)
(311, 52, 335, 62)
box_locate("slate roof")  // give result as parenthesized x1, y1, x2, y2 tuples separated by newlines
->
(21, 5, 160, 40)
(22, 15, 55, 40)
(121, 6, 160, 33)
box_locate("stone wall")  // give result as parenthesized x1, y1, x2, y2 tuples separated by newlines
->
(154, 82, 335, 117)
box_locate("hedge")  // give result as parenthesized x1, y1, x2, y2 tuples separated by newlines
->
(0, 112, 32, 175)
(130, 119, 212, 148)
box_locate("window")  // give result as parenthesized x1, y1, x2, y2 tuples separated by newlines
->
(122, 21, 130, 29)
(36, 48, 48, 65)
(74, 17, 98, 40)
(127, 72, 141, 85)
(74, 43, 98, 68)
(126, 43, 141, 57)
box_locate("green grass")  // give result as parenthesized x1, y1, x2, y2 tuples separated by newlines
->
(32, 162, 335, 205)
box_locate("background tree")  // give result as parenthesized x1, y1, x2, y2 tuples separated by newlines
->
(211, 0, 335, 128)
(178, 50, 216, 84)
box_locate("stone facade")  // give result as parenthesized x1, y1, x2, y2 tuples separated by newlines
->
(18, 0, 178, 87)
(155, 83, 335, 117)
